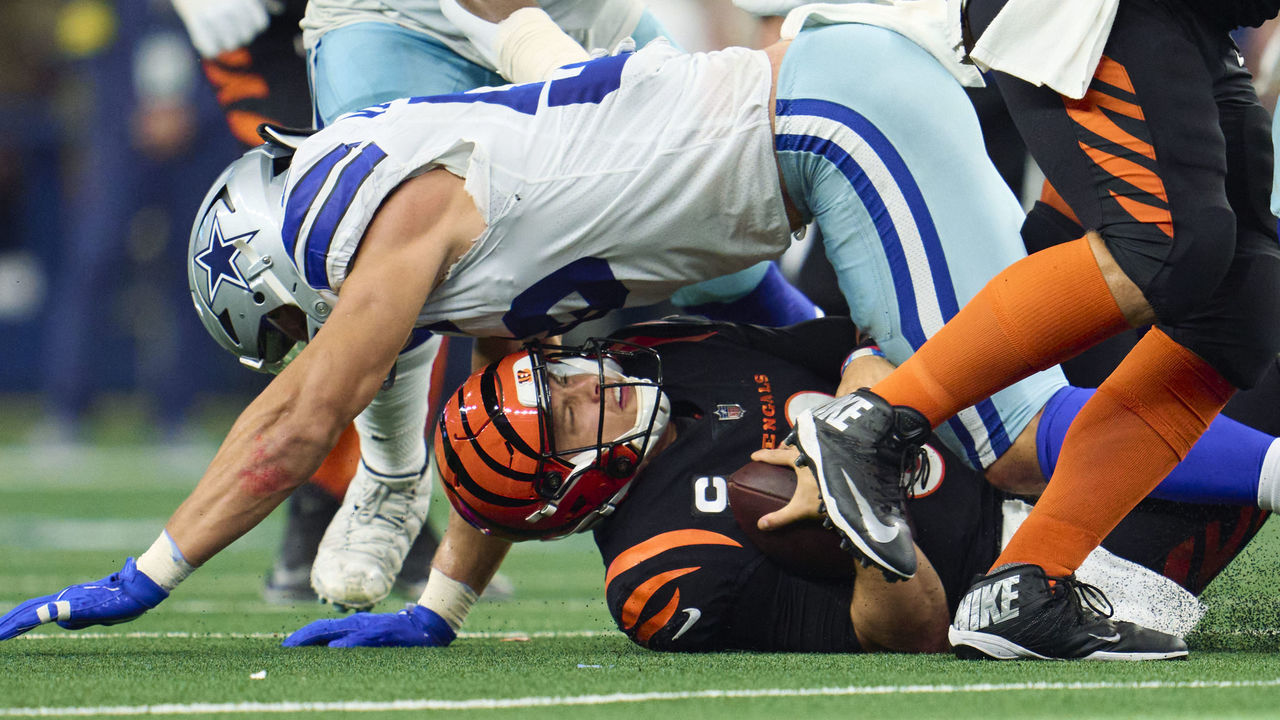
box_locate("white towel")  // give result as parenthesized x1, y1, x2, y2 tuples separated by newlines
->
(781, 0, 986, 88)
(1000, 499, 1207, 638)
(965, 0, 1119, 99)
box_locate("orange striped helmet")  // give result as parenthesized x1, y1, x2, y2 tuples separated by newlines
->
(434, 340, 667, 541)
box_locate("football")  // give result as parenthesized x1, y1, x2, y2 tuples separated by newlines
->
(727, 461, 857, 582)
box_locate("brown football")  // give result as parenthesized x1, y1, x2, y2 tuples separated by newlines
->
(727, 461, 858, 581)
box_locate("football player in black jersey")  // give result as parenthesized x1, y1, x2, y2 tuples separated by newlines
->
(278, 317, 1267, 652)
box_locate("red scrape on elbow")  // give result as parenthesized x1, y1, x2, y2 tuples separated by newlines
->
(240, 467, 294, 496)
(239, 444, 295, 496)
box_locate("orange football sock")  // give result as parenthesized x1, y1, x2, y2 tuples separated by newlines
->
(995, 328, 1235, 576)
(872, 237, 1130, 427)
(309, 423, 361, 500)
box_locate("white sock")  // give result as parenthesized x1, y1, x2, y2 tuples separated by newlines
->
(135, 530, 195, 591)
(1257, 439, 1280, 512)
(355, 338, 440, 477)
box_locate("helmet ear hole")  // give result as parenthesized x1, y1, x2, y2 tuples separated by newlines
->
(607, 453, 634, 479)
(252, 292, 266, 304)
(539, 470, 565, 498)
(216, 308, 240, 344)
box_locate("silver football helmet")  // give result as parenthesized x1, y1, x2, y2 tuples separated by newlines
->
(188, 135, 332, 373)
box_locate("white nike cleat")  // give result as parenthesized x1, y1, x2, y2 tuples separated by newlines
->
(949, 564, 1189, 661)
(311, 462, 432, 611)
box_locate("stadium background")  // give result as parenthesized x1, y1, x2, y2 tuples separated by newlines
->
(4, 2, 1280, 717)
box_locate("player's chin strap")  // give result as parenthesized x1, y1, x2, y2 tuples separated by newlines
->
(258, 123, 316, 152)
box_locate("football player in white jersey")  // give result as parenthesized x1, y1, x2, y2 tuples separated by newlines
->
(291, 0, 822, 611)
(0, 3, 1177, 648)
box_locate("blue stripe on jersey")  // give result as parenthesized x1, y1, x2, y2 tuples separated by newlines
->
(405, 326, 436, 351)
(774, 98, 1012, 463)
(408, 52, 632, 116)
(302, 142, 388, 290)
(423, 319, 463, 334)
(547, 53, 629, 107)
(282, 143, 352, 261)
(411, 83, 544, 115)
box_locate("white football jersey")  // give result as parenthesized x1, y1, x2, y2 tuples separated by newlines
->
(302, 0, 645, 72)
(281, 41, 794, 339)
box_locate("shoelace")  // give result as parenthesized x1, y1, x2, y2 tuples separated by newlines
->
(899, 445, 929, 499)
(1051, 575, 1115, 622)
(354, 483, 413, 526)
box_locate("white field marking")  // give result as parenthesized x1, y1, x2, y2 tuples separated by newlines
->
(4, 679, 1280, 717)
(15, 629, 614, 641)
(2, 597, 604, 615)
(0, 519, 276, 552)
(0, 446, 217, 489)
(12, 625, 1278, 643)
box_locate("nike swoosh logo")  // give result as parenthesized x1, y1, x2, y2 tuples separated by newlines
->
(841, 469, 900, 545)
(1088, 632, 1121, 643)
(672, 608, 701, 640)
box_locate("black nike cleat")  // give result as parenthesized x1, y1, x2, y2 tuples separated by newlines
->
(790, 389, 930, 580)
(949, 564, 1189, 661)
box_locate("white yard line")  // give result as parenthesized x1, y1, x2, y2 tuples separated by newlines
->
(16, 629, 615, 640)
(4, 679, 1280, 716)
(12, 627, 1280, 642)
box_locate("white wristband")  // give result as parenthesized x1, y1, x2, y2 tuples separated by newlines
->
(135, 530, 195, 592)
(840, 345, 885, 375)
(495, 8, 591, 84)
(416, 568, 479, 632)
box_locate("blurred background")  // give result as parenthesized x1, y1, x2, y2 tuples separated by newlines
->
(1, 1, 1278, 450)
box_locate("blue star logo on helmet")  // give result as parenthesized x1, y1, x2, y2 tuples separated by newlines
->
(194, 215, 255, 303)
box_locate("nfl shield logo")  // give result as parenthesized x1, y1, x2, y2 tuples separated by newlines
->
(714, 404, 745, 421)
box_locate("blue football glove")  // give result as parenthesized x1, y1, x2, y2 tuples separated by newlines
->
(0, 558, 168, 640)
(282, 604, 456, 648)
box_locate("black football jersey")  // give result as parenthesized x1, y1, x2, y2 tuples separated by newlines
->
(593, 318, 1001, 652)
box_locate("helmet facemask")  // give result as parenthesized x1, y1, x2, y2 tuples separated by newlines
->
(435, 339, 670, 541)
(525, 339, 671, 534)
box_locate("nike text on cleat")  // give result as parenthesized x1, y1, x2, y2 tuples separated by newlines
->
(948, 564, 1189, 661)
(792, 389, 928, 579)
(311, 462, 432, 610)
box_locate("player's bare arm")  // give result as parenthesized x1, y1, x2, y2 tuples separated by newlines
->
(749, 444, 949, 653)
(432, 509, 513, 592)
(166, 169, 486, 565)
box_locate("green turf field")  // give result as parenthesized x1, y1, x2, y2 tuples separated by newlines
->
(4, 438, 1280, 719)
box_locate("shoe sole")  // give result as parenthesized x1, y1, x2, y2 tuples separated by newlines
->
(948, 626, 1189, 661)
(797, 419, 912, 580)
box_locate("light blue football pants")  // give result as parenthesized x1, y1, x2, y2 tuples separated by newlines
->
(775, 22, 1068, 469)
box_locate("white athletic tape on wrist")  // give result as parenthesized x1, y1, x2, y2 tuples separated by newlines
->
(417, 568, 479, 632)
(135, 530, 195, 592)
(496, 8, 591, 84)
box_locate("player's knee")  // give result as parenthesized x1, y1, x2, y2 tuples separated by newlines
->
(1107, 203, 1237, 323)
(1177, 251, 1280, 389)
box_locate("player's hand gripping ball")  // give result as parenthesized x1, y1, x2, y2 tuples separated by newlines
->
(728, 461, 857, 581)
